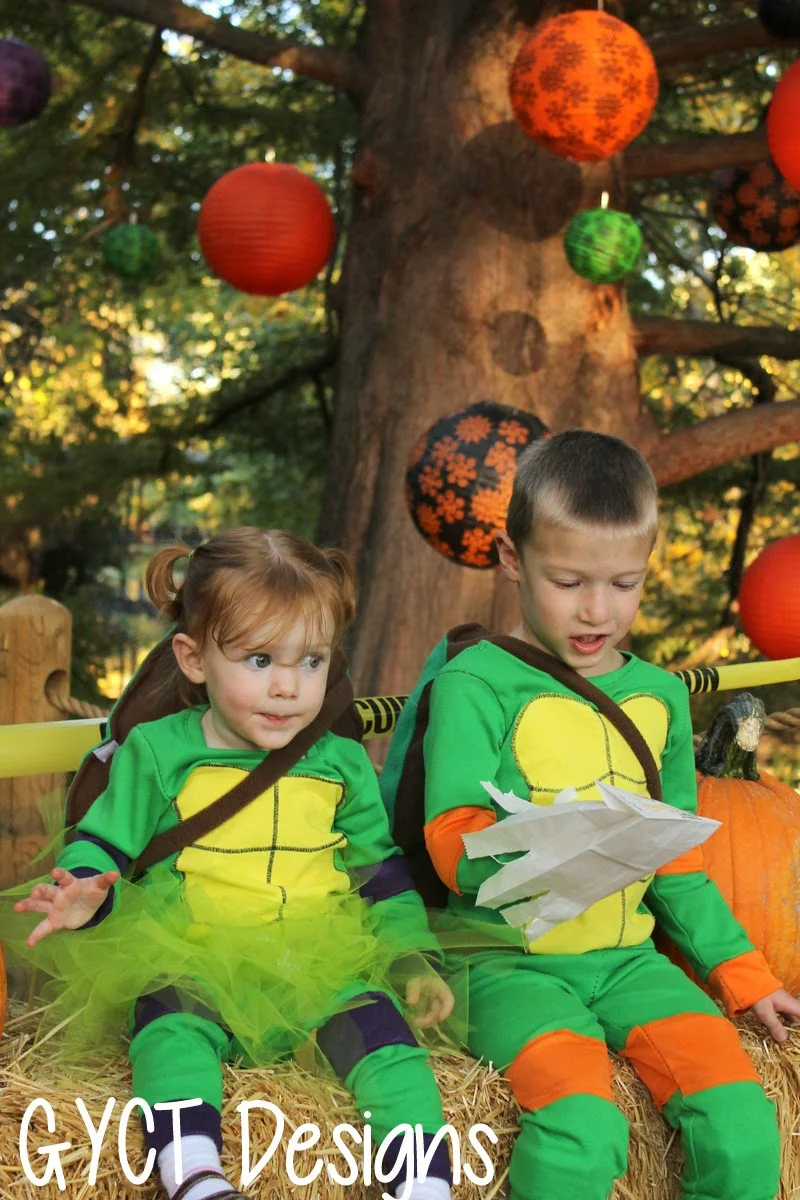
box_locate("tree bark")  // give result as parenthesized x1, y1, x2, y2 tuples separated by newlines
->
(649, 400, 800, 488)
(319, 0, 655, 698)
(626, 130, 768, 181)
(635, 317, 800, 360)
(56, 0, 363, 92)
(649, 17, 800, 68)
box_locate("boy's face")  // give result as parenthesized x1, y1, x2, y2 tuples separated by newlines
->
(496, 518, 653, 677)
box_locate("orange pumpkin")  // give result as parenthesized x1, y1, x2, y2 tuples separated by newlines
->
(509, 10, 659, 162)
(666, 692, 800, 993)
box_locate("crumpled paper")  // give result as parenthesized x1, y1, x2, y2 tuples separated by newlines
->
(461, 781, 719, 942)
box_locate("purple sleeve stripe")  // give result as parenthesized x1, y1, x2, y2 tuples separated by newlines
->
(357, 855, 415, 904)
(72, 832, 130, 874)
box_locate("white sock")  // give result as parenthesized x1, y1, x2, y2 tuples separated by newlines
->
(157, 1135, 234, 1199)
(393, 1176, 452, 1200)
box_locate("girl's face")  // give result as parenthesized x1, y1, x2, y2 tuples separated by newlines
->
(173, 611, 334, 751)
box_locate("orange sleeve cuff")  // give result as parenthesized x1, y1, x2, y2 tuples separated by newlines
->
(424, 806, 497, 895)
(707, 949, 784, 1017)
(655, 845, 704, 877)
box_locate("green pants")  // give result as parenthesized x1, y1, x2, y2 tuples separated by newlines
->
(464, 941, 779, 1200)
(128, 981, 449, 1182)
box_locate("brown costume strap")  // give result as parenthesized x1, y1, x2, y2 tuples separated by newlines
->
(392, 623, 662, 907)
(447, 624, 662, 802)
(130, 655, 356, 877)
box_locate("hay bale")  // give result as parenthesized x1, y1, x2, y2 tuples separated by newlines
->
(1, 1004, 799, 1198)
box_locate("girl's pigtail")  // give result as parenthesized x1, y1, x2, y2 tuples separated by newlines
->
(323, 548, 357, 630)
(144, 544, 192, 622)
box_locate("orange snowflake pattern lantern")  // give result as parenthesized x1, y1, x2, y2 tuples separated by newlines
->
(737, 534, 800, 659)
(405, 401, 548, 568)
(767, 60, 800, 192)
(509, 11, 659, 163)
(198, 162, 335, 296)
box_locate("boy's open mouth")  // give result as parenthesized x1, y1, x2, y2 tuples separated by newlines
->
(569, 635, 608, 654)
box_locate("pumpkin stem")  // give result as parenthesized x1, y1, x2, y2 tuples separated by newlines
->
(694, 691, 765, 781)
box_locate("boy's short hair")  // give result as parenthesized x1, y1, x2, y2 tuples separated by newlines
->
(506, 429, 658, 547)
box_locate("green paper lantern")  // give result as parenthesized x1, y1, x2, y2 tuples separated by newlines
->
(103, 224, 161, 280)
(564, 208, 642, 285)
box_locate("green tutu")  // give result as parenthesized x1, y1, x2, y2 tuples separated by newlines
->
(0, 865, 413, 1064)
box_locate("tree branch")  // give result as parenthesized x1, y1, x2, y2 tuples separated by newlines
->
(626, 129, 768, 181)
(716, 357, 774, 625)
(634, 317, 800, 361)
(57, 0, 365, 94)
(649, 17, 799, 69)
(649, 400, 800, 489)
(197, 350, 337, 434)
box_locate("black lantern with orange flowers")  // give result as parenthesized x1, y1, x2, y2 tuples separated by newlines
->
(405, 401, 548, 568)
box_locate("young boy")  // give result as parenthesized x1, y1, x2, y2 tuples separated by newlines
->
(382, 430, 800, 1200)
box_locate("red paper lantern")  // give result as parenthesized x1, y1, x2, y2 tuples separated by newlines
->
(711, 159, 800, 251)
(405, 401, 548, 568)
(509, 11, 659, 163)
(198, 163, 335, 295)
(767, 60, 800, 192)
(738, 535, 800, 659)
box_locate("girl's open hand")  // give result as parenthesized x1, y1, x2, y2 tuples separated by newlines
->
(13, 867, 120, 947)
(750, 988, 800, 1043)
(405, 973, 455, 1027)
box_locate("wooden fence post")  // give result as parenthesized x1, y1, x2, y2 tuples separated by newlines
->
(0, 596, 72, 889)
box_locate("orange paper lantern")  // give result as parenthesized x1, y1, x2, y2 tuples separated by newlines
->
(509, 11, 659, 163)
(198, 162, 335, 295)
(767, 60, 800, 192)
(737, 534, 800, 659)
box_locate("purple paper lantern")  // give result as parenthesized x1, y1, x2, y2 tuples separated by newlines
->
(0, 39, 51, 128)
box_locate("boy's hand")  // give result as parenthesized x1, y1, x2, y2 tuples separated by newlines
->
(405, 973, 455, 1027)
(13, 866, 120, 947)
(749, 988, 800, 1043)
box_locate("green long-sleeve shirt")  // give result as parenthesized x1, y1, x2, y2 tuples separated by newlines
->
(59, 706, 439, 958)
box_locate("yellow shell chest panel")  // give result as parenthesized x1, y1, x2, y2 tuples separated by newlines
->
(512, 691, 670, 954)
(174, 765, 347, 924)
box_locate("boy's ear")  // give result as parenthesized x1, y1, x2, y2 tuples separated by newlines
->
(495, 530, 521, 582)
(172, 633, 206, 684)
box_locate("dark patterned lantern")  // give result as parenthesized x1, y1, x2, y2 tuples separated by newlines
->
(509, 11, 659, 163)
(758, 0, 800, 37)
(198, 162, 335, 296)
(711, 160, 800, 251)
(738, 535, 800, 660)
(405, 401, 548, 568)
(767, 60, 800, 192)
(564, 205, 642, 284)
(103, 224, 161, 280)
(0, 39, 51, 127)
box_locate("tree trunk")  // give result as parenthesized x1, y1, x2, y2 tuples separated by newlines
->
(319, 0, 656, 698)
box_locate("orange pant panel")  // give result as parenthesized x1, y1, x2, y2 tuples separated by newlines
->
(506, 1029, 614, 1111)
(655, 846, 704, 876)
(424, 805, 496, 895)
(621, 1011, 760, 1110)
